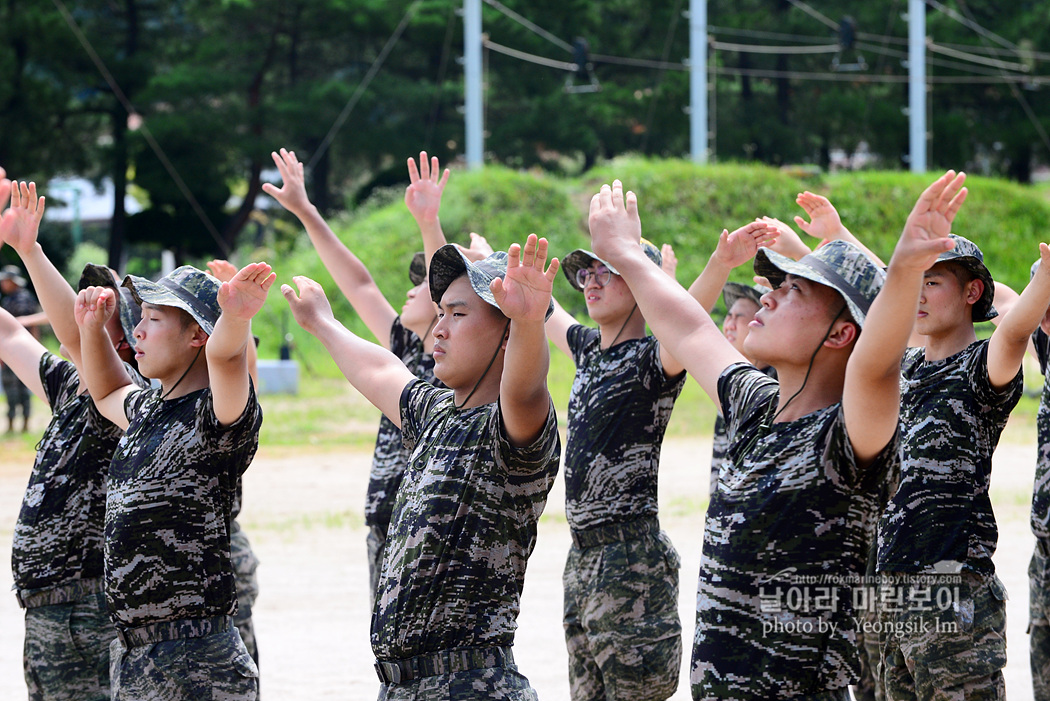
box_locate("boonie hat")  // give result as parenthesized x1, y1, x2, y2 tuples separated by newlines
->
(122, 265, 221, 336)
(722, 281, 769, 311)
(79, 263, 142, 349)
(754, 240, 885, 328)
(561, 239, 662, 292)
(934, 234, 997, 322)
(429, 244, 555, 321)
(408, 251, 427, 286)
(0, 264, 27, 287)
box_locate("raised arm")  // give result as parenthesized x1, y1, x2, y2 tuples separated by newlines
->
(590, 181, 746, 403)
(989, 243, 1050, 389)
(844, 171, 965, 462)
(283, 275, 415, 425)
(491, 234, 560, 446)
(0, 305, 47, 402)
(207, 259, 259, 388)
(74, 287, 135, 429)
(0, 182, 80, 361)
(208, 262, 276, 425)
(759, 216, 812, 261)
(795, 191, 886, 266)
(686, 222, 778, 312)
(544, 297, 576, 359)
(262, 148, 397, 346)
(405, 151, 452, 269)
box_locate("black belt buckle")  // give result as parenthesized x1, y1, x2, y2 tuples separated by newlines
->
(374, 660, 403, 684)
(14, 590, 26, 609)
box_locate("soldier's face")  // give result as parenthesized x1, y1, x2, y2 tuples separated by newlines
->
(744, 275, 843, 365)
(916, 262, 980, 335)
(582, 262, 634, 326)
(132, 303, 203, 380)
(401, 280, 438, 337)
(432, 276, 507, 390)
(723, 298, 761, 356)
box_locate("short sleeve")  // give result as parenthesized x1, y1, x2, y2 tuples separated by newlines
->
(567, 325, 599, 366)
(969, 339, 1023, 405)
(495, 397, 561, 477)
(38, 352, 79, 409)
(124, 387, 156, 423)
(399, 378, 449, 454)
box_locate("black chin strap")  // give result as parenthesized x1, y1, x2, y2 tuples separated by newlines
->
(605, 304, 638, 349)
(453, 320, 510, 410)
(160, 345, 204, 401)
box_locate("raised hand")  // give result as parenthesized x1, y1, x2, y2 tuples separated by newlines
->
(206, 259, 239, 283)
(281, 275, 336, 336)
(758, 216, 811, 260)
(891, 171, 966, 272)
(0, 166, 10, 212)
(0, 181, 46, 253)
(712, 220, 780, 269)
(491, 234, 560, 323)
(661, 243, 678, 279)
(589, 180, 642, 263)
(404, 151, 449, 225)
(453, 232, 495, 263)
(262, 148, 312, 217)
(217, 262, 276, 322)
(794, 191, 847, 245)
(75, 286, 117, 331)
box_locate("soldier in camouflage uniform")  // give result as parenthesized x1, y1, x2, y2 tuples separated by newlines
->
(75, 262, 276, 700)
(284, 236, 561, 700)
(877, 234, 1050, 699)
(1027, 261, 1050, 699)
(264, 147, 448, 603)
(588, 175, 964, 699)
(0, 182, 144, 701)
(546, 239, 687, 701)
(1, 263, 41, 432)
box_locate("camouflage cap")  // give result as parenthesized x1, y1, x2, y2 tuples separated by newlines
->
(754, 240, 885, 328)
(722, 281, 769, 312)
(935, 234, 997, 322)
(78, 263, 142, 348)
(408, 251, 427, 286)
(428, 243, 555, 321)
(0, 264, 26, 287)
(122, 265, 221, 336)
(561, 238, 662, 291)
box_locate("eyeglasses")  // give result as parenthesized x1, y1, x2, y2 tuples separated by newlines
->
(576, 266, 613, 289)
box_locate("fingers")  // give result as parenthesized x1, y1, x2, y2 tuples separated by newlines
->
(419, 151, 430, 181)
(545, 256, 561, 281)
(438, 168, 450, 190)
(407, 155, 420, 183)
(280, 283, 299, 303)
(506, 241, 521, 270)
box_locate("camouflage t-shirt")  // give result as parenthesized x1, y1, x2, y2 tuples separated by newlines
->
(104, 384, 262, 626)
(12, 353, 125, 590)
(564, 325, 685, 531)
(371, 379, 560, 660)
(710, 365, 777, 494)
(1032, 328, 1050, 540)
(364, 317, 438, 533)
(878, 340, 1022, 575)
(692, 364, 897, 699)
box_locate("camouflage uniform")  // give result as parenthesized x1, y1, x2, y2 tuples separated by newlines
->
(365, 317, 438, 603)
(1, 285, 40, 428)
(372, 379, 560, 700)
(693, 364, 897, 700)
(105, 383, 262, 699)
(1029, 327, 1050, 699)
(561, 324, 685, 701)
(13, 353, 133, 700)
(710, 366, 776, 494)
(230, 506, 260, 666)
(877, 341, 1020, 699)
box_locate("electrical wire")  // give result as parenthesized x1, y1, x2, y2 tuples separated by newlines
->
(711, 40, 839, 55)
(483, 40, 577, 71)
(928, 42, 1030, 72)
(784, 0, 840, 31)
(51, 0, 230, 255)
(924, 0, 1017, 51)
(481, 0, 574, 53)
(306, 2, 420, 170)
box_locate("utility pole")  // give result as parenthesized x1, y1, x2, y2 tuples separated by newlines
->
(689, 0, 708, 163)
(908, 0, 927, 172)
(464, 0, 484, 169)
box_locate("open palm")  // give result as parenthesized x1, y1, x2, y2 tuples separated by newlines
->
(218, 263, 276, 321)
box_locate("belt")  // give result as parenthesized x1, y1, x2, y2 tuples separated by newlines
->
(374, 645, 515, 685)
(15, 577, 103, 610)
(570, 515, 659, 549)
(114, 615, 231, 649)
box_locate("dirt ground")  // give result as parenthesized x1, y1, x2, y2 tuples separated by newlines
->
(0, 428, 1040, 700)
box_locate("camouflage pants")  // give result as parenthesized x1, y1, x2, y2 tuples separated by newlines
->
(879, 572, 1007, 701)
(110, 620, 258, 700)
(377, 664, 537, 700)
(367, 524, 387, 606)
(2, 366, 31, 423)
(23, 587, 114, 701)
(563, 527, 682, 701)
(231, 522, 260, 667)
(1029, 543, 1050, 700)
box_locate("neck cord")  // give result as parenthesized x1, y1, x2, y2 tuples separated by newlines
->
(453, 319, 510, 410)
(160, 345, 204, 401)
(422, 315, 437, 342)
(605, 304, 638, 349)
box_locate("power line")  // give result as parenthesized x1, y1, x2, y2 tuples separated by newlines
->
(711, 40, 839, 55)
(481, 0, 573, 53)
(483, 39, 576, 71)
(306, 2, 419, 170)
(928, 41, 1030, 72)
(784, 0, 840, 31)
(52, 0, 230, 255)
(924, 0, 1017, 51)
